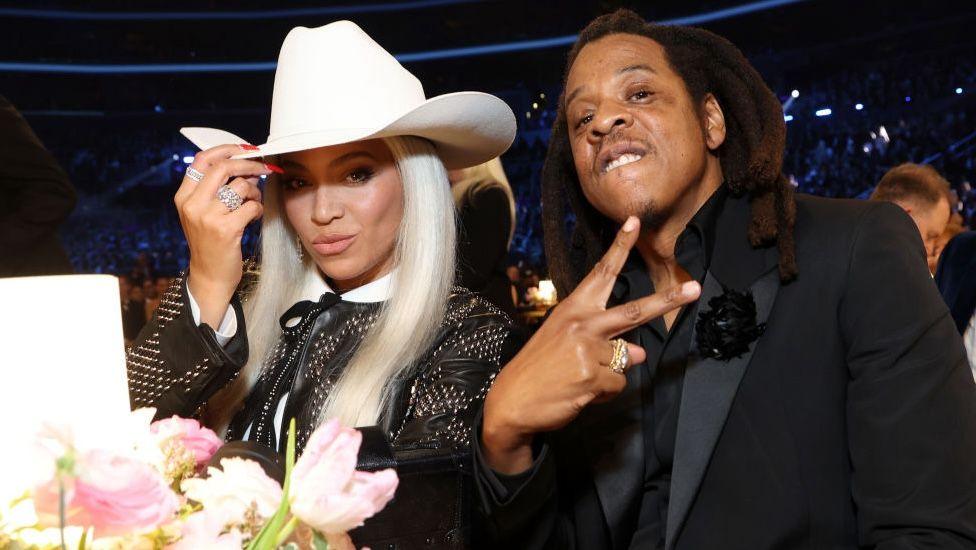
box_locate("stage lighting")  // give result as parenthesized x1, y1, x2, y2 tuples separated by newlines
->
(183, 156, 194, 164)
(904, 96, 911, 103)
(855, 103, 864, 111)
(172, 154, 179, 160)
(815, 108, 832, 117)
(532, 102, 538, 109)
(526, 112, 531, 119)
(784, 115, 794, 122)
(791, 89, 799, 98)
(956, 88, 964, 95)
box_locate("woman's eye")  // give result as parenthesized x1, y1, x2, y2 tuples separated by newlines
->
(346, 168, 375, 184)
(283, 178, 308, 190)
(631, 89, 651, 100)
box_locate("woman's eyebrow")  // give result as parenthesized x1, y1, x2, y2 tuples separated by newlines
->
(328, 151, 377, 169)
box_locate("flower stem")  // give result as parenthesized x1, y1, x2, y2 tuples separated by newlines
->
(274, 516, 299, 546)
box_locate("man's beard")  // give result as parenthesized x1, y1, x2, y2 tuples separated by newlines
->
(633, 198, 669, 231)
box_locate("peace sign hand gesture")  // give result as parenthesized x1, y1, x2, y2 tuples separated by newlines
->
(481, 216, 701, 474)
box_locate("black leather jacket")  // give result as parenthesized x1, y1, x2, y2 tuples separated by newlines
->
(126, 273, 522, 548)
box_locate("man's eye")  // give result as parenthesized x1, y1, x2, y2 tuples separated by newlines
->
(575, 114, 593, 128)
(631, 89, 651, 100)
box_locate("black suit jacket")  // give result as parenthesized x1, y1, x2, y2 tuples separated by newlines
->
(936, 231, 976, 335)
(475, 193, 976, 549)
(0, 95, 76, 277)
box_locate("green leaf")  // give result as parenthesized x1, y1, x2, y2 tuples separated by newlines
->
(312, 531, 330, 550)
(245, 418, 298, 550)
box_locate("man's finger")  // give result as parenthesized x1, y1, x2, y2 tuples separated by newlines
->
(574, 216, 640, 303)
(591, 281, 701, 337)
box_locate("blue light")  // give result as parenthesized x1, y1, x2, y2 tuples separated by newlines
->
(784, 115, 794, 122)
(855, 103, 864, 111)
(0, 0, 809, 73)
(153, 104, 163, 113)
(905, 96, 912, 103)
(815, 108, 832, 117)
(0, 0, 480, 20)
(172, 154, 179, 161)
(183, 156, 194, 164)
(956, 87, 964, 95)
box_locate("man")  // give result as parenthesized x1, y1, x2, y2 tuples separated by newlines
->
(869, 163, 952, 263)
(0, 95, 76, 277)
(474, 10, 976, 549)
(936, 231, 976, 376)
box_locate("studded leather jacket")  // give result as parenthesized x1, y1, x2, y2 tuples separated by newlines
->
(126, 273, 522, 548)
(127, 272, 520, 451)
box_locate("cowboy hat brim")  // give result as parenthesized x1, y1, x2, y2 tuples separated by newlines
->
(180, 91, 516, 170)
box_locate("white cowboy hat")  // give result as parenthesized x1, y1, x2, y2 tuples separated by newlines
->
(180, 20, 516, 169)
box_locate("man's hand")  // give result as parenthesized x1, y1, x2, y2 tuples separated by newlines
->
(481, 216, 701, 474)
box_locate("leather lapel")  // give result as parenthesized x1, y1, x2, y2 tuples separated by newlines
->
(664, 266, 780, 550)
(580, 335, 646, 550)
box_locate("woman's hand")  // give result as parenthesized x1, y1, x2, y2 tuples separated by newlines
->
(174, 144, 274, 327)
(481, 216, 701, 474)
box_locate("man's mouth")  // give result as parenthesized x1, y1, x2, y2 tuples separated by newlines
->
(603, 153, 644, 174)
(598, 142, 648, 174)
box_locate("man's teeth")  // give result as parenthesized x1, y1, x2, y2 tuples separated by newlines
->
(604, 153, 644, 173)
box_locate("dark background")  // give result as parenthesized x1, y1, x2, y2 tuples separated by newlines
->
(2, 0, 974, 273)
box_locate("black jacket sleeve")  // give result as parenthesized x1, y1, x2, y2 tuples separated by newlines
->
(841, 203, 976, 549)
(126, 274, 248, 420)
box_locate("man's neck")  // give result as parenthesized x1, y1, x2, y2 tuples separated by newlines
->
(634, 175, 722, 292)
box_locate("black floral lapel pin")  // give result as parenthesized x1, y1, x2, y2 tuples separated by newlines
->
(695, 286, 766, 361)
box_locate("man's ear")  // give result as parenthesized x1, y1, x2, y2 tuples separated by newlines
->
(703, 93, 726, 151)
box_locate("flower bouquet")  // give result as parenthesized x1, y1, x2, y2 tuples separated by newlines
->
(0, 409, 397, 550)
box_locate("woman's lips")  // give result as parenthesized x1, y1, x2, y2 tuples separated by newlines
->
(312, 235, 357, 255)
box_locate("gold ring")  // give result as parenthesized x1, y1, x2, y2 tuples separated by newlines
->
(608, 338, 629, 375)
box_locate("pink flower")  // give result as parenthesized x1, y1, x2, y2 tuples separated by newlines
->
(289, 419, 398, 535)
(34, 449, 179, 538)
(150, 416, 222, 467)
(166, 510, 243, 550)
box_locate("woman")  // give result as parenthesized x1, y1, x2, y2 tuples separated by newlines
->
(126, 21, 520, 547)
(449, 158, 519, 319)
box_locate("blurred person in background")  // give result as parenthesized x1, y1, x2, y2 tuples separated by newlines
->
(930, 211, 966, 274)
(936, 230, 976, 376)
(449, 158, 518, 317)
(0, 95, 76, 277)
(870, 163, 952, 262)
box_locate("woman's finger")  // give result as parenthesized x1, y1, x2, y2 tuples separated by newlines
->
(573, 216, 641, 305)
(187, 159, 274, 206)
(590, 280, 701, 338)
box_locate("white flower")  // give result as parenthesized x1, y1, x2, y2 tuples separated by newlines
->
(181, 458, 282, 526)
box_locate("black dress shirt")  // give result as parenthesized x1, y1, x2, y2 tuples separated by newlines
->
(622, 187, 726, 549)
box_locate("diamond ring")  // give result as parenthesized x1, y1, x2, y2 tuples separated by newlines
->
(608, 338, 630, 375)
(185, 166, 205, 183)
(217, 184, 244, 212)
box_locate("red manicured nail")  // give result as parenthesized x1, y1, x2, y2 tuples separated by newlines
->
(265, 163, 284, 174)
(239, 144, 260, 151)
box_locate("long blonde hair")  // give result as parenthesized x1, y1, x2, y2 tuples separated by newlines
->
(210, 136, 456, 429)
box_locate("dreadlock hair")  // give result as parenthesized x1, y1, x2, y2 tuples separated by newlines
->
(542, 8, 797, 297)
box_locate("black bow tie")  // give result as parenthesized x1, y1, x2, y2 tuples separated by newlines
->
(278, 292, 342, 335)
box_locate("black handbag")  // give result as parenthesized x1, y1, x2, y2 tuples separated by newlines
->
(352, 426, 474, 550)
